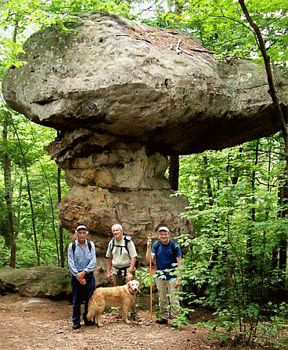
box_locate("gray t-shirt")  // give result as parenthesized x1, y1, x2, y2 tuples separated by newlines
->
(106, 237, 137, 274)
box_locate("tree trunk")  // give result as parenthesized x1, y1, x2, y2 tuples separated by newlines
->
(12, 122, 40, 265)
(40, 161, 60, 265)
(2, 111, 16, 267)
(247, 140, 259, 276)
(58, 167, 65, 267)
(203, 155, 219, 268)
(278, 183, 288, 270)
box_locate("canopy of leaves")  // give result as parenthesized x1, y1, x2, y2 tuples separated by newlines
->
(137, 0, 288, 69)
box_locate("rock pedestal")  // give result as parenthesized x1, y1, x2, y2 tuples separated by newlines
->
(46, 129, 193, 260)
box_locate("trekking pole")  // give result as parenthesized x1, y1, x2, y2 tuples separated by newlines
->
(149, 236, 153, 320)
(149, 256, 153, 319)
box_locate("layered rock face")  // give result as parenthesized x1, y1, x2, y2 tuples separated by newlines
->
(46, 129, 193, 260)
(2, 12, 288, 260)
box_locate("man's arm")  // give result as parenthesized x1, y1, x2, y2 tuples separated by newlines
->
(175, 256, 182, 288)
(67, 243, 78, 276)
(106, 257, 113, 281)
(126, 256, 137, 281)
(128, 256, 137, 272)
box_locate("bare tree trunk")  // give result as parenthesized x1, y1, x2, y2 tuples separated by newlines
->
(203, 155, 219, 268)
(12, 121, 40, 265)
(174, 1, 183, 16)
(39, 161, 60, 265)
(16, 177, 23, 236)
(278, 183, 288, 267)
(58, 167, 65, 267)
(247, 140, 259, 277)
(2, 111, 16, 267)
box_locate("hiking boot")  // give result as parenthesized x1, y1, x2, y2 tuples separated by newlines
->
(130, 313, 141, 322)
(156, 318, 168, 325)
(73, 323, 81, 330)
(85, 320, 95, 326)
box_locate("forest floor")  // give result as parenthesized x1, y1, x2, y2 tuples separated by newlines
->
(0, 293, 287, 350)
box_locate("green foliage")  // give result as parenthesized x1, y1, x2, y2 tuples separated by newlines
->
(0, 103, 70, 267)
(136, 0, 288, 70)
(0, 0, 135, 77)
(176, 136, 288, 345)
(135, 267, 152, 287)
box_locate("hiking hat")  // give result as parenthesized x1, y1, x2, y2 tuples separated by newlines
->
(76, 225, 88, 231)
(158, 226, 170, 232)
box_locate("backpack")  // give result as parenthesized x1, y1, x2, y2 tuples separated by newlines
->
(111, 235, 139, 269)
(72, 239, 92, 255)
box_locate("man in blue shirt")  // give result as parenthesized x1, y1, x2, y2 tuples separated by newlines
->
(68, 225, 96, 330)
(146, 226, 182, 324)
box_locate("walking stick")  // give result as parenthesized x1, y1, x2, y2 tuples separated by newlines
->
(149, 236, 153, 320)
(149, 255, 153, 319)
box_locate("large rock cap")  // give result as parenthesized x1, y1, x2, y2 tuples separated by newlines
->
(3, 12, 288, 154)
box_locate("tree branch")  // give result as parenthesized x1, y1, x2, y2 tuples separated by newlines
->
(238, 0, 288, 168)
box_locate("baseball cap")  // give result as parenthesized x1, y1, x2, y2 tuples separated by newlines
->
(76, 225, 88, 231)
(158, 226, 170, 232)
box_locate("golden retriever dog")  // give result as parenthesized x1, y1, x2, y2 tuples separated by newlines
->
(87, 280, 140, 327)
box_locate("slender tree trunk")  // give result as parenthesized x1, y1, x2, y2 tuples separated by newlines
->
(276, 180, 288, 300)
(174, 1, 183, 16)
(203, 155, 213, 206)
(40, 161, 60, 265)
(12, 122, 40, 265)
(16, 177, 23, 236)
(2, 112, 16, 267)
(203, 155, 219, 268)
(247, 140, 259, 276)
(58, 167, 65, 267)
(278, 183, 288, 268)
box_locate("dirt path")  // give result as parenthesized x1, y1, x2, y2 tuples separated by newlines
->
(0, 293, 283, 350)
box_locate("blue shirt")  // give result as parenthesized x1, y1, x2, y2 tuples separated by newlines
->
(68, 239, 97, 277)
(151, 240, 182, 280)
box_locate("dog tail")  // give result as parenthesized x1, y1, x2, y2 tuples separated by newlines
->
(87, 302, 96, 321)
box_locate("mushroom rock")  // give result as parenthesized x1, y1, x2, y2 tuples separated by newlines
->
(2, 12, 288, 260)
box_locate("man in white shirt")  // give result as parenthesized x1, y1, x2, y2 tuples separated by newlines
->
(106, 224, 137, 286)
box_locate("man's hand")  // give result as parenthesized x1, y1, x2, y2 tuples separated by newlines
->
(106, 271, 113, 282)
(126, 272, 133, 282)
(80, 278, 86, 285)
(76, 271, 86, 284)
(147, 237, 152, 248)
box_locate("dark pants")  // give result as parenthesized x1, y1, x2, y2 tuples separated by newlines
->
(71, 274, 95, 326)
